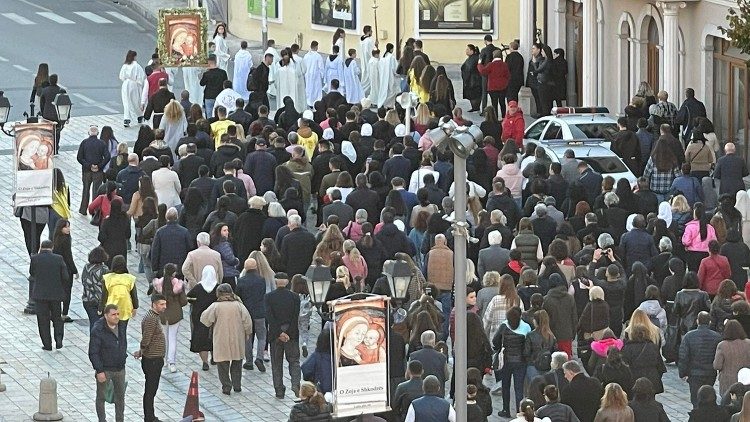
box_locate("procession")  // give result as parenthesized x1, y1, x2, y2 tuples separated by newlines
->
(2, 0, 750, 421)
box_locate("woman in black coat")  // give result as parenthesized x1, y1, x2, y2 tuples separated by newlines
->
(621, 325, 666, 394)
(534, 45, 555, 117)
(356, 223, 388, 289)
(178, 187, 207, 244)
(98, 198, 131, 267)
(688, 385, 731, 422)
(52, 219, 78, 321)
(550, 48, 568, 107)
(720, 229, 750, 291)
(461, 44, 482, 112)
(628, 377, 670, 421)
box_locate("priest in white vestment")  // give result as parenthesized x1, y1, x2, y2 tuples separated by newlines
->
(302, 43, 325, 108)
(325, 47, 345, 94)
(367, 51, 380, 105)
(183, 67, 203, 106)
(119, 56, 146, 126)
(375, 44, 399, 108)
(264, 42, 281, 100)
(343, 52, 364, 105)
(359, 26, 376, 96)
(291, 50, 307, 113)
(275, 51, 300, 111)
(233, 41, 254, 99)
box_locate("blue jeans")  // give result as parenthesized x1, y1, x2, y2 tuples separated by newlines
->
(513, 197, 522, 209)
(498, 361, 526, 413)
(655, 193, 669, 204)
(204, 99, 215, 118)
(438, 292, 452, 341)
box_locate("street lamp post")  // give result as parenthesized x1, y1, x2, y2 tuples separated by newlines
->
(261, 0, 268, 51)
(382, 259, 412, 306)
(396, 92, 419, 137)
(426, 121, 483, 422)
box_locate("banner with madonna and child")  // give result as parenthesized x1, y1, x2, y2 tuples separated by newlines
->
(331, 295, 391, 417)
(14, 121, 55, 206)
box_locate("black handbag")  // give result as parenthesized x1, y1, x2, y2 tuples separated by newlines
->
(90, 209, 102, 226)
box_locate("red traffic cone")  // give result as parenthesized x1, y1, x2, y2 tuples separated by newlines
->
(183, 371, 205, 421)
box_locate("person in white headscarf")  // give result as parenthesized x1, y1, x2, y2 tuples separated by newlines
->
(625, 213, 637, 232)
(657, 202, 673, 228)
(394, 123, 407, 139)
(737, 190, 750, 248)
(187, 265, 219, 370)
(323, 127, 335, 143)
(341, 140, 357, 166)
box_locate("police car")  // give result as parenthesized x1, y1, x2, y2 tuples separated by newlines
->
(523, 107, 619, 147)
(531, 139, 637, 185)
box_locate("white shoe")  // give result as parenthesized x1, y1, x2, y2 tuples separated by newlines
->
(169, 364, 176, 373)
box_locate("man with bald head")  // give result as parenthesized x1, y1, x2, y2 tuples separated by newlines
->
(235, 257, 268, 371)
(151, 207, 192, 274)
(714, 142, 749, 196)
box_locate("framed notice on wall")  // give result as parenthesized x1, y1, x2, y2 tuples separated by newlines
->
(247, 0, 279, 19)
(313, 0, 357, 30)
(418, 0, 494, 34)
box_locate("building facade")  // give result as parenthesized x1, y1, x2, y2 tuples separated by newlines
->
(525, 0, 748, 157)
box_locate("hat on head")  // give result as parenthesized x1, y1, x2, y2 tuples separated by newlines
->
(255, 138, 268, 146)
(302, 109, 314, 120)
(549, 273, 565, 289)
(508, 100, 518, 108)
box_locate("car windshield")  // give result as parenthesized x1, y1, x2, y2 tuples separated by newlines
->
(579, 156, 629, 174)
(570, 123, 619, 141)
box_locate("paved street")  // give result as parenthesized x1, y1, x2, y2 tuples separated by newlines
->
(0, 0, 699, 420)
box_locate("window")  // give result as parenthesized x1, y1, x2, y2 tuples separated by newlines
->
(580, 156, 628, 174)
(543, 122, 563, 140)
(570, 123, 618, 141)
(525, 121, 547, 140)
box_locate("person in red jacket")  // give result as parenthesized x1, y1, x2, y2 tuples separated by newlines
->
(698, 240, 732, 297)
(476, 50, 510, 119)
(502, 101, 525, 149)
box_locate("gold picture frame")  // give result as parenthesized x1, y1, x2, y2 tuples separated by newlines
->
(157, 8, 208, 67)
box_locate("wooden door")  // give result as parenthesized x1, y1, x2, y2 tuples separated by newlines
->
(647, 43, 659, 92)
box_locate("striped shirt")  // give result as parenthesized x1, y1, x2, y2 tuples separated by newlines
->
(140, 309, 166, 358)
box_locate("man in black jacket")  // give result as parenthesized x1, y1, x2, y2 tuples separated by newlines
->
(200, 54, 228, 118)
(279, 215, 317, 276)
(393, 360, 425, 420)
(174, 143, 205, 188)
(560, 360, 602, 422)
(322, 79, 347, 111)
(505, 41, 525, 102)
(247, 53, 272, 112)
(144, 78, 175, 128)
(611, 117, 643, 176)
(264, 272, 301, 398)
(77, 125, 111, 214)
(228, 98, 254, 133)
(479, 35, 499, 111)
(115, 153, 143, 206)
(346, 173, 380, 225)
(89, 304, 128, 422)
(235, 258, 268, 372)
(30, 240, 69, 350)
(679, 311, 722, 407)
(676, 88, 707, 142)
(151, 208, 192, 273)
(409, 331, 448, 396)
(486, 179, 521, 231)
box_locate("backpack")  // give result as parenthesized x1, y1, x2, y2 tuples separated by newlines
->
(647, 312, 661, 328)
(534, 349, 552, 372)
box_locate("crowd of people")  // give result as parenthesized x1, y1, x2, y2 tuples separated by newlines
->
(15, 19, 750, 422)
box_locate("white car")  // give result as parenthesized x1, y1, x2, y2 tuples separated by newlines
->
(532, 139, 637, 185)
(523, 107, 619, 147)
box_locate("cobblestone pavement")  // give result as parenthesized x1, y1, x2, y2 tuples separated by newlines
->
(0, 113, 697, 421)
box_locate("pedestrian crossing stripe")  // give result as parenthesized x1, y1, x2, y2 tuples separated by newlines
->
(73, 11, 113, 23)
(36, 12, 75, 24)
(1, 11, 139, 25)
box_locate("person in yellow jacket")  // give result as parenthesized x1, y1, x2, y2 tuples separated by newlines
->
(297, 119, 319, 160)
(49, 168, 71, 240)
(100, 255, 138, 327)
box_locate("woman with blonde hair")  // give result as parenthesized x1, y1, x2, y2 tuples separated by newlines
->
(731, 391, 750, 422)
(594, 383, 634, 421)
(635, 81, 656, 115)
(105, 142, 130, 181)
(314, 224, 345, 265)
(412, 102, 431, 135)
(342, 239, 367, 291)
(623, 308, 661, 345)
(385, 108, 401, 126)
(159, 99, 188, 155)
(671, 194, 693, 235)
(248, 250, 275, 293)
(483, 274, 524, 341)
(477, 271, 501, 317)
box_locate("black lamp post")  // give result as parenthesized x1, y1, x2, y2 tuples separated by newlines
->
(0, 91, 12, 136)
(52, 92, 72, 122)
(304, 263, 332, 315)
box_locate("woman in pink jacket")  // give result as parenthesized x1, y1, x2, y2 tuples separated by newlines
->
(682, 202, 717, 272)
(496, 153, 525, 208)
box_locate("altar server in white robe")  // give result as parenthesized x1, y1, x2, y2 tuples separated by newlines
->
(303, 41, 325, 108)
(233, 41, 253, 99)
(359, 25, 376, 95)
(119, 50, 146, 126)
(325, 45, 345, 94)
(183, 67, 203, 106)
(290, 44, 308, 113)
(343, 49, 364, 105)
(375, 43, 399, 108)
(275, 49, 300, 111)
(367, 50, 381, 104)
(164, 67, 179, 92)
(264, 40, 281, 101)
(212, 23, 230, 71)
